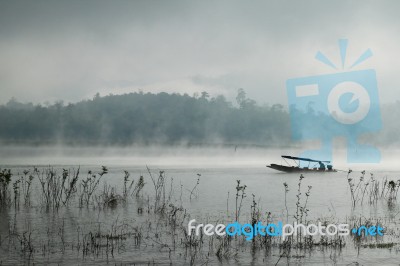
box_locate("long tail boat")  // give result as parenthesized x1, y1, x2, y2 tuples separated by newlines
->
(267, 155, 337, 173)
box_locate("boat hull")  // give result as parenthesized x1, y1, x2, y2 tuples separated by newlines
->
(267, 164, 337, 173)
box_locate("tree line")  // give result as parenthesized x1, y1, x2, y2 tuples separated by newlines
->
(0, 90, 291, 146)
(2, 89, 399, 147)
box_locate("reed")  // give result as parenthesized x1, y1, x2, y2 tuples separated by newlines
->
(79, 166, 108, 207)
(235, 179, 247, 222)
(0, 169, 12, 206)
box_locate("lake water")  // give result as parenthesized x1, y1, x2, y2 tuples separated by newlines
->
(1, 146, 400, 265)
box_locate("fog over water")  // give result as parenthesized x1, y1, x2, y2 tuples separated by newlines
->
(1, 145, 400, 172)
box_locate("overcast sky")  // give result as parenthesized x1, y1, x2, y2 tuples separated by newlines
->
(1, 0, 400, 105)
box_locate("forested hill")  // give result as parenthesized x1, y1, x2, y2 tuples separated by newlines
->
(0, 91, 291, 146)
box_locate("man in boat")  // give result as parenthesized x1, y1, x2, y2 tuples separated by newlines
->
(318, 161, 326, 170)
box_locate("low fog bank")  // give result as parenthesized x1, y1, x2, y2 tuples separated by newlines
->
(0, 145, 288, 167)
(1, 145, 400, 172)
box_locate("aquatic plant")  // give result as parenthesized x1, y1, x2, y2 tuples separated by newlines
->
(79, 166, 108, 207)
(0, 168, 12, 206)
(346, 170, 400, 208)
(132, 175, 145, 197)
(21, 170, 34, 206)
(147, 167, 168, 214)
(283, 182, 289, 223)
(188, 173, 201, 200)
(235, 179, 247, 222)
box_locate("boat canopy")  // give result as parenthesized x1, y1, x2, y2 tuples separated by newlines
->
(281, 155, 330, 164)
